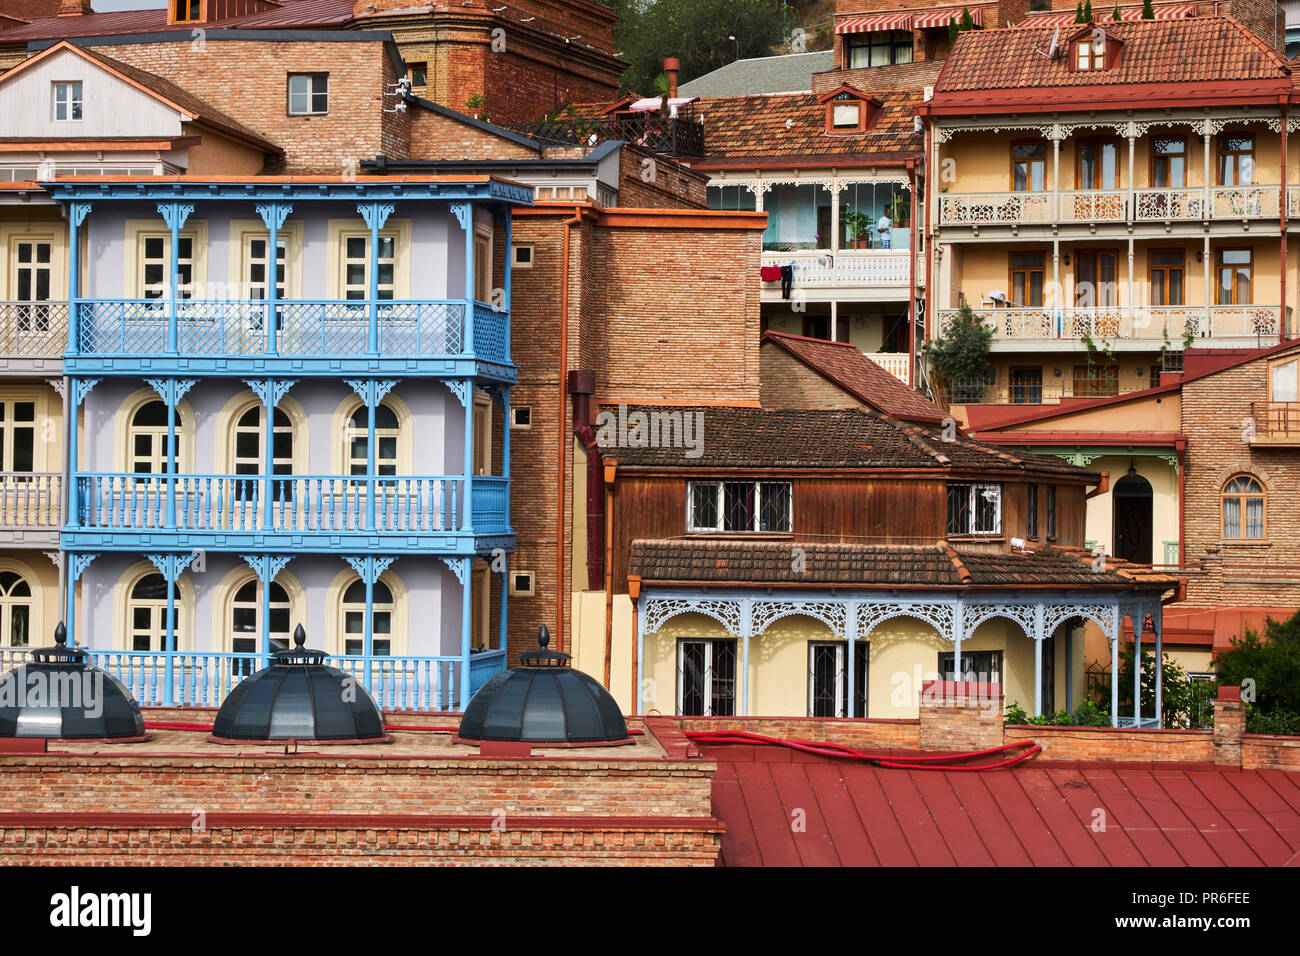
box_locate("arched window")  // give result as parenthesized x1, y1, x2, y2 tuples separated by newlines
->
(233, 406, 293, 476)
(345, 403, 399, 475)
(129, 401, 174, 475)
(128, 573, 179, 651)
(0, 571, 31, 647)
(230, 579, 292, 653)
(1222, 475, 1265, 539)
(341, 578, 393, 656)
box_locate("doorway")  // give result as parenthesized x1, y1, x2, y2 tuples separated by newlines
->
(1113, 468, 1154, 564)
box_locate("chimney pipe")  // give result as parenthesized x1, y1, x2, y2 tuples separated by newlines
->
(58, 0, 93, 15)
(662, 56, 679, 99)
(567, 370, 605, 592)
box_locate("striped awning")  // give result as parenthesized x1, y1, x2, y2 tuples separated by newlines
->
(835, 13, 914, 35)
(914, 8, 984, 29)
(1018, 4, 1198, 26)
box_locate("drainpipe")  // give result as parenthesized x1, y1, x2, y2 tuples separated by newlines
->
(908, 159, 918, 386)
(554, 205, 583, 653)
(1177, 446, 1186, 570)
(603, 459, 617, 690)
(567, 369, 604, 592)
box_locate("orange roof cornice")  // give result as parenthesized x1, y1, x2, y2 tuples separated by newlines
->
(0, 137, 201, 152)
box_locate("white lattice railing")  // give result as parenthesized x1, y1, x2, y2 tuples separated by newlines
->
(759, 250, 910, 288)
(1057, 190, 1127, 222)
(938, 306, 1283, 342)
(1210, 186, 1281, 220)
(1134, 188, 1205, 221)
(940, 186, 1285, 225)
(864, 352, 910, 385)
(938, 191, 1053, 226)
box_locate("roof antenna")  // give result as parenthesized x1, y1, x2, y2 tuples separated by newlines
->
(1036, 27, 1061, 58)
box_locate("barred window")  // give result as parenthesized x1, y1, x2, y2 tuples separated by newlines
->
(688, 481, 791, 533)
(946, 483, 1002, 535)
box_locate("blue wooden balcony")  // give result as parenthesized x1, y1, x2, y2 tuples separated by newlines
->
(63, 473, 512, 553)
(0, 646, 508, 712)
(67, 298, 512, 380)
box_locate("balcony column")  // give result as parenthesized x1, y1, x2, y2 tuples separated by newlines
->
(952, 600, 963, 688)
(345, 379, 397, 532)
(440, 556, 473, 710)
(67, 201, 91, 356)
(147, 378, 195, 530)
(1132, 609, 1142, 727)
(64, 553, 97, 649)
(1109, 603, 1120, 728)
(245, 379, 297, 531)
(739, 599, 753, 717)
(452, 202, 475, 354)
(1052, 239, 1060, 333)
(346, 555, 394, 690)
(156, 201, 194, 356)
(1203, 233, 1212, 336)
(1051, 128, 1062, 224)
(148, 552, 196, 707)
(846, 601, 858, 719)
(1202, 119, 1213, 219)
(1032, 603, 1046, 719)
(243, 554, 292, 667)
(502, 209, 512, 361)
(255, 203, 292, 355)
(830, 184, 840, 254)
(1127, 237, 1135, 334)
(497, 555, 508, 655)
(1126, 124, 1137, 225)
(500, 385, 510, 529)
(1153, 603, 1164, 728)
(357, 202, 394, 358)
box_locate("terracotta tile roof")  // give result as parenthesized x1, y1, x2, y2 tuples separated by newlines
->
(628, 538, 1181, 590)
(933, 16, 1291, 95)
(603, 404, 1096, 478)
(0, 0, 355, 42)
(694, 88, 924, 162)
(705, 745, 1300, 866)
(762, 331, 945, 424)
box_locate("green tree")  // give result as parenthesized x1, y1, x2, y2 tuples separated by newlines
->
(1112, 4, 1121, 20)
(1074, 2, 1085, 22)
(922, 304, 992, 403)
(1083, 0, 1094, 21)
(960, 7, 974, 30)
(1214, 610, 1300, 717)
(1141, 0, 1155, 18)
(1112, 644, 1202, 727)
(608, 0, 784, 97)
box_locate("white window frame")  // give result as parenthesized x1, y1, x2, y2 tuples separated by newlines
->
(686, 480, 793, 533)
(676, 638, 737, 717)
(511, 245, 535, 269)
(508, 571, 535, 597)
(341, 578, 394, 656)
(52, 81, 83, 122)
(287, 73, 329, 116)
(947, 482, 1003, 536)
(510, 405, 532, 429)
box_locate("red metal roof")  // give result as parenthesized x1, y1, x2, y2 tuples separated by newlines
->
(836, 14, 913, 35)
(703, 742, 1300, 866)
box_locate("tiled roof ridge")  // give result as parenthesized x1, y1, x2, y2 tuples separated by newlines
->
(894, 419, 952, 466)
(939, 540, 973, 583)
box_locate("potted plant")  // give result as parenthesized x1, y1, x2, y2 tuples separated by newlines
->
(841, 209, 871, 249)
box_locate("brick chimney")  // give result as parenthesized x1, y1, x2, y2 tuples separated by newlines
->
(1213, 685, 1245, 768)
(58, 0, 93, 15)
(662, 57, 679, 98)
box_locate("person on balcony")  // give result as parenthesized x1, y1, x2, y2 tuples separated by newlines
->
(877, 213, 892, 250)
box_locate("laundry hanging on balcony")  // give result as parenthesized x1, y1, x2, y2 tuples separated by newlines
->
(760, 265, 782, 282)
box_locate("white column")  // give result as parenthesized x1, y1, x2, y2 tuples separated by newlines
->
(830, 299, 838, 342)
(1052, 134, 1061, 224)
(1126, 131, 1136, 223)
(1133, 610, 1142, 726)
(1153, 603, 1164, 728)
(740, 599, 752, 717)
(1204, 233, 1212, 336)
(846, 602, 858, 719)
(830, 184, 841, 254)
(1127, 237, 1135, 333)
(1110, 608, 1120, 728)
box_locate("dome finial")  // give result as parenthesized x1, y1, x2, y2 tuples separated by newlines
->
(537, 624, 550, 649)
(293, 623, 306, 647)
(54, 621, 67, 647)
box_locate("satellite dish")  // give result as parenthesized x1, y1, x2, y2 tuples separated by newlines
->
(1048, 27, 1060, 58)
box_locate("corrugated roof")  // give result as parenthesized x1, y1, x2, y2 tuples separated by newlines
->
(677, 51, 835, 98)
(704, 743, 1300, 866)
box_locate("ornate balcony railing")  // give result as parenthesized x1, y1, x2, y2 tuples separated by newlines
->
(938, 186, 1284, 226)
(71, 298, 510, 361)
(497, 116, 705, 157)
(945, 373, 1157, 406)
(864, 352, 910, 384)
(0, 301, 68, 356)
(938, 306, 1282, 342)
(74, 473, 510, 536)
(0, 473, 62, 529)
(759, 250, 911, 288)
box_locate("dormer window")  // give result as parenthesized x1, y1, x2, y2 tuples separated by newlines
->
(832, 102, 860, 129)
(818, 85, 879, 135)
(1075, 37, 1103, 70)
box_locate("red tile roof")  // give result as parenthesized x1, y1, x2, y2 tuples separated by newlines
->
(704, 743, 1300, 866)
(0, 0, 356, 42)
(629, 539, 1181, 591)
(762, 331, 945, 424)
(925, 16, 1292, 112)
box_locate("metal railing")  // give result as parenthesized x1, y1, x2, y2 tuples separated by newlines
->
(74, 473, 511, 535)
(938, 186, 1284, 226)
(944, 374, 1157, 406)
(0, 473, 62, 528)
(1249, 401, 1300, 439)
(498, 116, 705, 157)
(0, 301, 68, 356)
(71, 298, 510, 361)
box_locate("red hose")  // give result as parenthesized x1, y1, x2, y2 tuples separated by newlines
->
(684, 729, 1041, 771)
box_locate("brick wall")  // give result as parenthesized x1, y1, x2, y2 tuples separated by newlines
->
(408, 106, 538, 160)
(1004, 724, 1214, 762)
(1180, 347, 1300, 609)
(504, 206, 765, 660)
(811, 58, 945, 95)
(616, 146, 709, 209)
(760, 342, 862, 408)
(674, 715, 922, 750)
(86, 38, 409, 173)
(0, 817, 721, 866)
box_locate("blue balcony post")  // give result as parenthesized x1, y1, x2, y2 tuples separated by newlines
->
(497, 554, 508, 654)
(501, 385, 510, 530)
(460, 556, 473, 711)
(452, 202, 474, 355)
(255, 202, 292, 356)
(462, 379, 474, 533)
(502, 209, 511, 362)
(166, 388, 177, 528)
(156, 201, 193, 356)
(357, 202, 394, 358)
(363, 557, 374, 688)
(64, 553, 97, 648)
(67, 201, 91, 355)
(367, 397, 377, 531)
